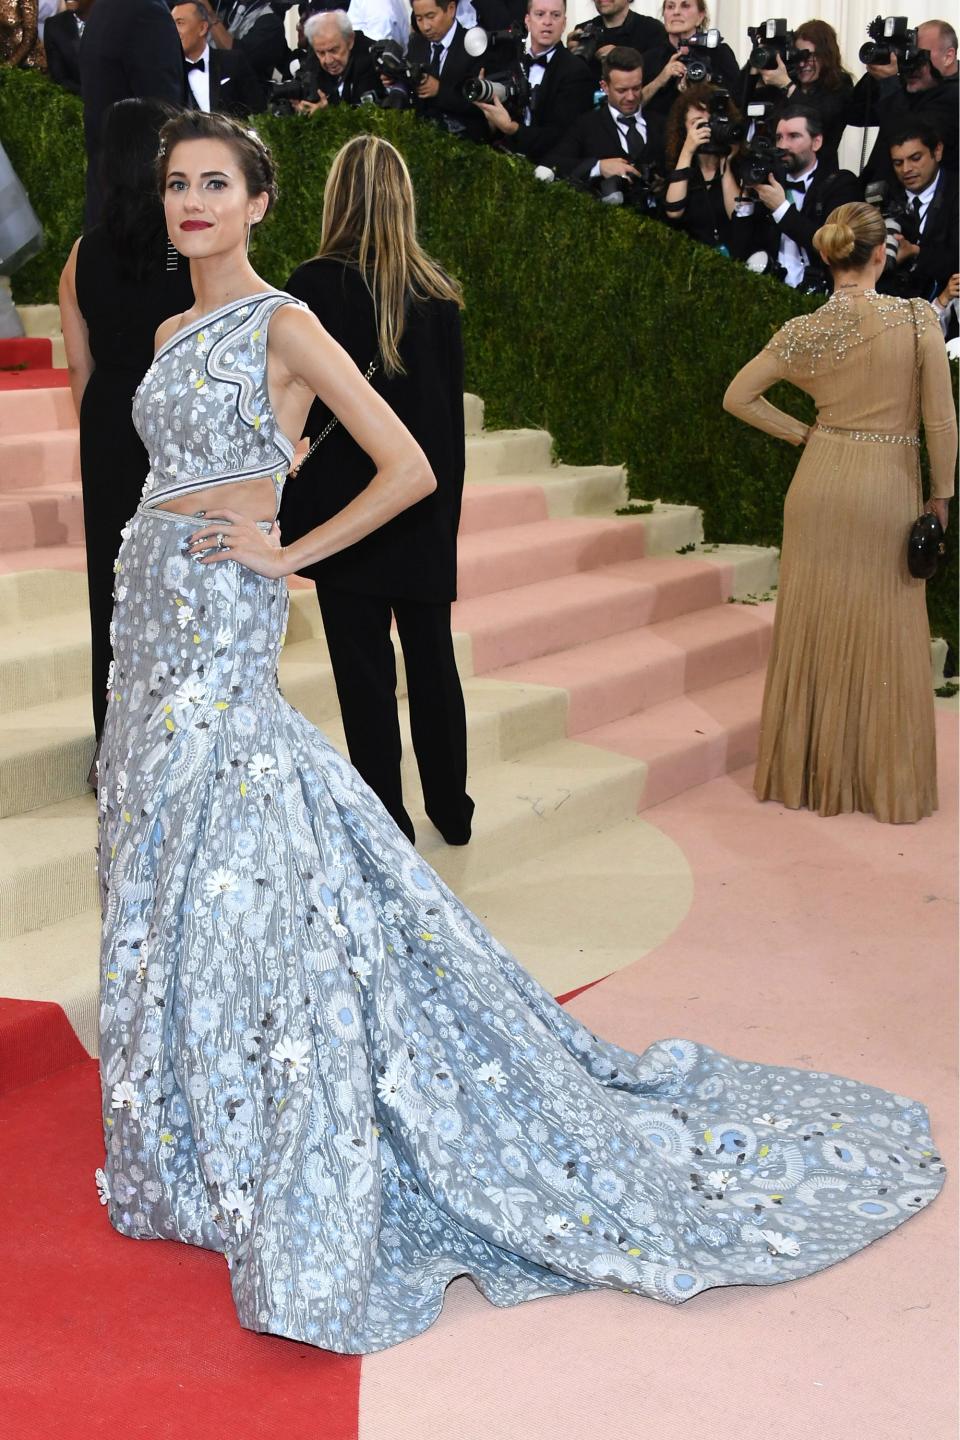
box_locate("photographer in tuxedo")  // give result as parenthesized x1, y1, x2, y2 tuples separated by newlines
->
(473, 0, 593, 162)
(877, 122, 958, 305)
(292, 10, 380, 110)
(547, 46, 665, 187)
(405, 0, 486, 142)
(197, 0, 289, 86)
(173, 1, 265, 115)
(728, 104, 860, 289)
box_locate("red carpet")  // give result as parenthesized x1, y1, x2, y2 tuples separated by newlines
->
(0, 337, 68, 389)
(0, 1060, 361, 1440)
(0, 998, 89, 1098)
(0, 367, 70, 390)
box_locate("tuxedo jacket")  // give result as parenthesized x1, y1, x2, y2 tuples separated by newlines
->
(508, 48, 595, 163)
(879, 169, 959, 301)
(80, 0, 186, 225)
(190, 46, 265, 116)
(727, 164, 863, 272)
(576, 10, 666, 83)
(44, 9, 82, 94)
(546, 104, 666, 181)
(407, 23, 486, 143)
(278, 259, 465, 602)
(314, 39, 381, 106)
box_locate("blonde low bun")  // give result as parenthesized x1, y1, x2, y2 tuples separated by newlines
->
(814, 202, 888, 272)
(814, 220, 856, 263)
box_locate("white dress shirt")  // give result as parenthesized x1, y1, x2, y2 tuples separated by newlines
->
(589, 107, 647, 179)
(906, 173, 940, 233)
(772, 160, 818, 289)
(429, 22, 457, 75)
(186, 44, 212, 113)
(522, 44, 555, 124)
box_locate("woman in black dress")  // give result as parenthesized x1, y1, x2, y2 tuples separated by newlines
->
(739, 19, 853, 172)
(59, 97, 194, 740)
(662, 82, 742, 249)
(640, 0, 740, 124)
(278, 135, 474, 848)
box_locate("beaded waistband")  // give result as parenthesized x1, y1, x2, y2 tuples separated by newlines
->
(815, 423, 920, 447)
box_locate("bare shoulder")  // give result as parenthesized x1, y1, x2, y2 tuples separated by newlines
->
(269, 299, 330, 351)
(154, 310, 190, 354)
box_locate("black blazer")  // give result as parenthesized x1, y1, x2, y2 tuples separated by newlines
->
(574, 10, 667, 82)
(737, 70, 853, 171)
(44, 9, 83, 94)
(80, 0, 186, 225)
(202, 45, 266, 115)
(314, 38, 381, 106)
(278, 259, 466, 603)
(547, 104, 666, 181)
(507, 48, 595, 162)
(407, 23, 486, 143)
(845, 72, 959, 183)
(727, 163, 863, 275)
(879, 169, 959, 301)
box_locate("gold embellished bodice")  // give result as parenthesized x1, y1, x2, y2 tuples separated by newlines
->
(723, 292, 957, 499)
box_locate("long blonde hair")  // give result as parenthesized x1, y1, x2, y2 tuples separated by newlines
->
(318, 135, 463, 376)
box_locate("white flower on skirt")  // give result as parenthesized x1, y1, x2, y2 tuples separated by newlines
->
(761, 1228, 801, 1256)
(475, 1059, 507, 1092)
(325, 906, 349, 941)
(220, 1184, 254, 1233)
(247, 752, 278, 785)
(94, 1168, 111, 1205)
(270, 1036, 311, 1080)
(203, 867, 239, 899)
(706, 1169, 737, 1192)
(110, 1081, 140, 1115)
(175, 604, 195, 630)
(753, 1113, 793, 1131)
(174, 677, 209, 709)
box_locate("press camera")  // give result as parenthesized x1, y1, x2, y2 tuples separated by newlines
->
(858, 15, 928, 74)
(747, 18, 801, 75)
(462, 24, 529, 119)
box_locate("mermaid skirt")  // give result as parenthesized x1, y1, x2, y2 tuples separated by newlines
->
(97, 507, 945, 1355)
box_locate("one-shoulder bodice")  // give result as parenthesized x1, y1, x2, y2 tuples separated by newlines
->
(133, 290, 305, 513)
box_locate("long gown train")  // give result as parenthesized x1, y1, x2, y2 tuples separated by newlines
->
(96, 292, 945, 1354)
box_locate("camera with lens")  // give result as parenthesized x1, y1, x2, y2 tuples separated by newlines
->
(597, 161, 661, 215)
(858, 15, 927, 74)
(369, 39, 427, 108)
(681, 29, 724, 84)
(696, 88, 744, 156)
(738, 101, 787, 190)
(864, 178, 912, 273)
(461, 24, 529, 120)
(268, 73, 315, 115)
(567, 22, 601, 66)
(748, 18, 801, 74)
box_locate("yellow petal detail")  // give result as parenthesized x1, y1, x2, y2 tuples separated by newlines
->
(758, 1144, 770, 1157)
(106, 971, 118, 980)
(627, 1247, 642, 1256)
(165, 717, 175, 732)
(703, 1128, 714, 1143)
(434, 966, 445, 978)
(240, 780, 247, 797)
(214, 701, 229, 711)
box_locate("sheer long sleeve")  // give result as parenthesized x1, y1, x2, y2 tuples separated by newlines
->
(918, 309, 958, 499)
(722, 346, 810, 446)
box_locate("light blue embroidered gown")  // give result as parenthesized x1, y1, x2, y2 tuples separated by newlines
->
(97, 292, 945, 1355)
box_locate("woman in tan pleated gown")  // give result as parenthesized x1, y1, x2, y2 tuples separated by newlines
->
(724, 202, 957, 823)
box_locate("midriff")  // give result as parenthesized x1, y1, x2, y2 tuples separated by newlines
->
(151, 474, 279, 523)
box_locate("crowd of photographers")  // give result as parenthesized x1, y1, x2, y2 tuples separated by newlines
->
(37, 0, 960, 329)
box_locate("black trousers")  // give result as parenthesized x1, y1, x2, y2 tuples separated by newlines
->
(316, 586, 474, 845)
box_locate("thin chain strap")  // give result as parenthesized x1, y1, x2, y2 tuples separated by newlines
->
(289, 356, 379, 478)
(910, 298, 923, 516)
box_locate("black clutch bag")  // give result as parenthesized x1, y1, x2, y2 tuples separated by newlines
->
(907, 510, 946, 580)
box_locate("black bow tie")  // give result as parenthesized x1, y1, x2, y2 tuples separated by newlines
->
(788, 175, 811, 192)
(525, 50, 551, 70)
(186, 57, 206, 72)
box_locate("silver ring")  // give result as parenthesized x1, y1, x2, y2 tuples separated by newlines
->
(216, 533, 227, 551)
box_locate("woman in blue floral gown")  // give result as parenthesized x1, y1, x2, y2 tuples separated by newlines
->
(96, 113, 945, 1355)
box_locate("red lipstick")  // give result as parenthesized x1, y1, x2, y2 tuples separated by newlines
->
(181, 220, 213, 231)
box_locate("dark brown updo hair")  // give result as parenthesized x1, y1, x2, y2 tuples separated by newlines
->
(813, 202, 886, 271)
(157, 111, 278, 213)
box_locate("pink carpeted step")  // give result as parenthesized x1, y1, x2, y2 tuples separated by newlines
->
(578, 669, 766, 810)
(456, 517, 648, 602)
(453, 555, 730, 672)
(0, 430, 80, 492)
(458, 483, 548, 535)
(0, 544, 86, 574)
(489, 602, 774, 733)
(0, 385, 76, 432)
(0, 367, 70, 392)
(0, 336, 52, 371)
(0, 487, 85, 551)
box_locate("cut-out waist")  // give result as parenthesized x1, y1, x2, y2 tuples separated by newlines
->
(140, 468, 283, 522)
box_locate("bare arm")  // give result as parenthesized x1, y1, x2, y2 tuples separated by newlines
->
(58, 239, 93, 419)
(722, 344, 810, 446)
(190, 304, 436, 577)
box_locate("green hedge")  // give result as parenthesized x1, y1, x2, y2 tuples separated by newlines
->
(1, 67, 955, 655)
